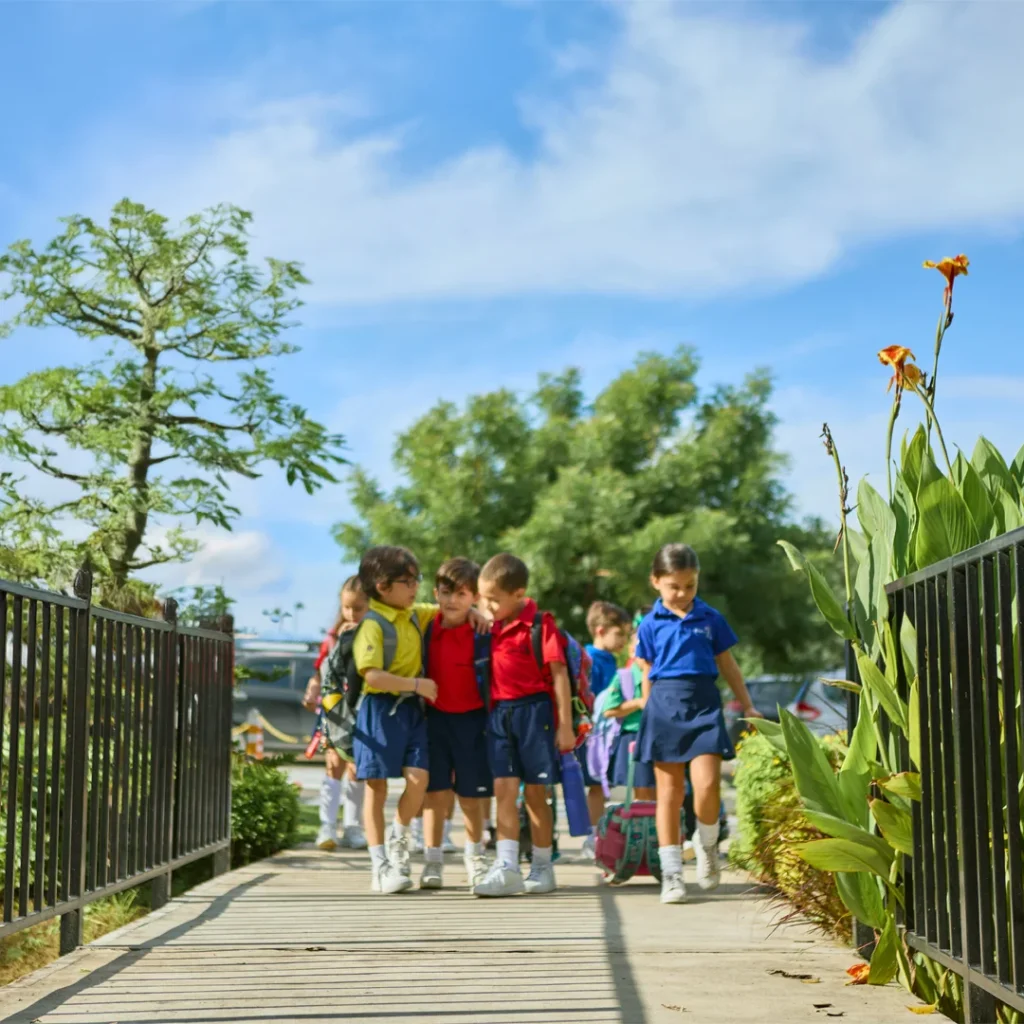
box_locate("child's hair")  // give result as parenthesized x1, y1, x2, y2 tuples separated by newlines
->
(651, 543, 701, 578)
(358, 545, 420, 600)
(479, 552, 529, 593)
(585, 600, 631, 638)
(435, 557, 480, 593)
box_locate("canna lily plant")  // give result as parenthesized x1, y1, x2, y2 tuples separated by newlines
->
(764, 255, 1024, 1015)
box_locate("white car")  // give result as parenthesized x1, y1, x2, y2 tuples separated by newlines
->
(785, 676, 848, 736)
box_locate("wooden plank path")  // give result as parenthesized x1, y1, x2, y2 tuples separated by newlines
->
(0, 830, 923, 1023)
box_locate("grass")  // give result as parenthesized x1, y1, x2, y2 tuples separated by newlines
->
(292, 802, 319, 846)
(0, 854, 217, 989)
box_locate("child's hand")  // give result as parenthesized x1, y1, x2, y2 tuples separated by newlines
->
(743, 705, 765, 719)
(467, 608, 491, 635)
(338, 621, 359, 634)
(414, 677, 439, 702)
(345, 759, 358, 782)
(556, 722, 576, 753)
(302, 677, 321, 711)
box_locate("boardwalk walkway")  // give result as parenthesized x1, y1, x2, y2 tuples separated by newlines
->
(0, 827, 920, 1023)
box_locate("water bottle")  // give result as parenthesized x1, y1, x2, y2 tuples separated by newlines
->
(560, 752, 591, 837)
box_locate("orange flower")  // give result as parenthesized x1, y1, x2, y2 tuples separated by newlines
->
(878, 345, 925, 393)
(846, 963, 871, 985)
(923, 254, 969, 306)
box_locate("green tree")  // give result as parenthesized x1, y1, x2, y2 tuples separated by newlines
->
(0, 200, 344, 588)
(335, 346, 840, 674)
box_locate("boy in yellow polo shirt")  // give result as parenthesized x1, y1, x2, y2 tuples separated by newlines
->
(352, 545, 488, 894)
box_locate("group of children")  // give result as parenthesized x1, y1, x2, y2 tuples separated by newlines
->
(303, 542, 760, 904)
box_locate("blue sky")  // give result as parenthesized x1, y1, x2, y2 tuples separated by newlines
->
(2, 0, 1023, 636)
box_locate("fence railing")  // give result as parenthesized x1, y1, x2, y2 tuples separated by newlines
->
(0, 568, 234, 953)
(853, 526, 1024, 1023)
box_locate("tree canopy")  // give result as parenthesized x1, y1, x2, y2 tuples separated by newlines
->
(0, 200, 344, 589)
(335, 346, 840, 674)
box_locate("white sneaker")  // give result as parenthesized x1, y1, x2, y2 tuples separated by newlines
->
(442, 821, 457, 854)
(694, 842, 721, 891)
(340, 825, 368, 850)
(464, 853, 490, 889)
(682, 839, 696, 862)
(661, 872, 687, 904)
(316, 825, 337, 851)
(373, 860, 413, 895)
(421, 861, 444, 889)
(524, 862, 557, 894)
(410, 819, 425, 854)
(579, 834, 597, 862)
(387, 831, 412, 878)
(473, 862, 526, 898)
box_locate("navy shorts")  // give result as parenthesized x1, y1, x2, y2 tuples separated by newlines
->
(636, 676, 736, 764)
(487, 694, 560, 786)
(611, 731, 656, 789)
(353, 692, 429, 780)
(427, 707, 493, 798)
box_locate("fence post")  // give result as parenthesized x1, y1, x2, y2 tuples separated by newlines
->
(214, 614, 234, 878)
(150, 598, 178, 910)
(59, 565, 92, 956)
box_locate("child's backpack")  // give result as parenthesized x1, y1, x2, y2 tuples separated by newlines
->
(586, 667, 635, 795)
(530, 613, 594, 746)
(422, 618, 492, 708)
(595, 742, 664, 884)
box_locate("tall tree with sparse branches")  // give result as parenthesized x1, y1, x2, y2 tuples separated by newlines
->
(0, 199, 344, 588)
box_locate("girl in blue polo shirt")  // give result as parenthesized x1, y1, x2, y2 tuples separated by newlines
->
(634, 543, 760, 905)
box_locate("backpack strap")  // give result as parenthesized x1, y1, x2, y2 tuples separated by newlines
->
(531, 614, 544, 672)
(473, 632, 492, 710)
(361, 609, 400, 672)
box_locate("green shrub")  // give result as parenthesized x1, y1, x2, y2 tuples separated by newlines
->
(730, 729, 850, 941)
(230, 754, 301, 868)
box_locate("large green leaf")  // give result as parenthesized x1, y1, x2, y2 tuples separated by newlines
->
(857, 479, 896, 549)
(915, 453, 979, 569)
(1011, 444, 1024, 489)
(837, 872, 887, 931)
(797, 837, 892, 878)
(780, 708, 843, 818)
(856, 652, 907, 733)
(878, 771, 922, 802)
(838, 767, 871, 829)
(869, 916, 900, 986)
(900, 613, 918, 678)
(846, 527, 868, 567)
(892, 472, 916, 576)
(839, 705, 876, 828)
(777, 540, 858, 641)
(747, 717, 789, 757)
(972, 436, 1021, 501)
(956, 457, 996, 541)
(908, 677, 921, 771)
(995, 488, 1024, 533)
(805, 811, 896, 864)
(870, 798, 914, 855)
(901, 426, 928, 497)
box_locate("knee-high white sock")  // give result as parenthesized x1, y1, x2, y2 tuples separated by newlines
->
(342, 777, 365, 828)
(320, 775, 342, 829)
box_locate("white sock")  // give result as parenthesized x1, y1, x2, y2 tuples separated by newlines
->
(590, 825, 598, 838)
(443, 819, 453, 843)
(697, 820, 719, 849)
(319, 775, 342, 829)
(341, 777, 364, 828)
(369, 845, 387, 869)
(660, 844, 683, 876)
(532, 845, 553, 867)
(496, 839, 519, 870)
(391, 821, 409, 840)
(465, 841, 484, 858)
(425, 846, 443, 864)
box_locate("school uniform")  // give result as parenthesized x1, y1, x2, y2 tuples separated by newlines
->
(425, 615, 493, 799)
(634, 597, 738, 765)
(487, 599, 565, 785)
(352, 599, 437, 780)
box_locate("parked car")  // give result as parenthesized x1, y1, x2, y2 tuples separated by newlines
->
(785, 674, 848, 737)
(724, 676, 804, 745)
(233, 637, 321, 753)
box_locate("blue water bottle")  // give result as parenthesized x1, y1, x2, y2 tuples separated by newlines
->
(560, 752, 591, 837)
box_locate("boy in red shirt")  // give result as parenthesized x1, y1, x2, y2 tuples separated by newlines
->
(474, 553, 575, 897)
(420, 557, 493, 891)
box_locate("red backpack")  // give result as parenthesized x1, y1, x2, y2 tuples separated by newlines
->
(530, 613, 594, 747)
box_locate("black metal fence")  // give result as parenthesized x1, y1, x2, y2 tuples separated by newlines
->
(860, 526, 1024, 1022)
(0, 568, 234, 953)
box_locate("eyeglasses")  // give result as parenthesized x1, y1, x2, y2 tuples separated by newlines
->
(390, 574, 423, 587)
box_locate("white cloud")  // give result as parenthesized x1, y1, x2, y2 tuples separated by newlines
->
(68, 1, 1024, 306)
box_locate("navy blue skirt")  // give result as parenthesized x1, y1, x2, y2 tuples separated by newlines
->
(636, 676, 736, 764)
